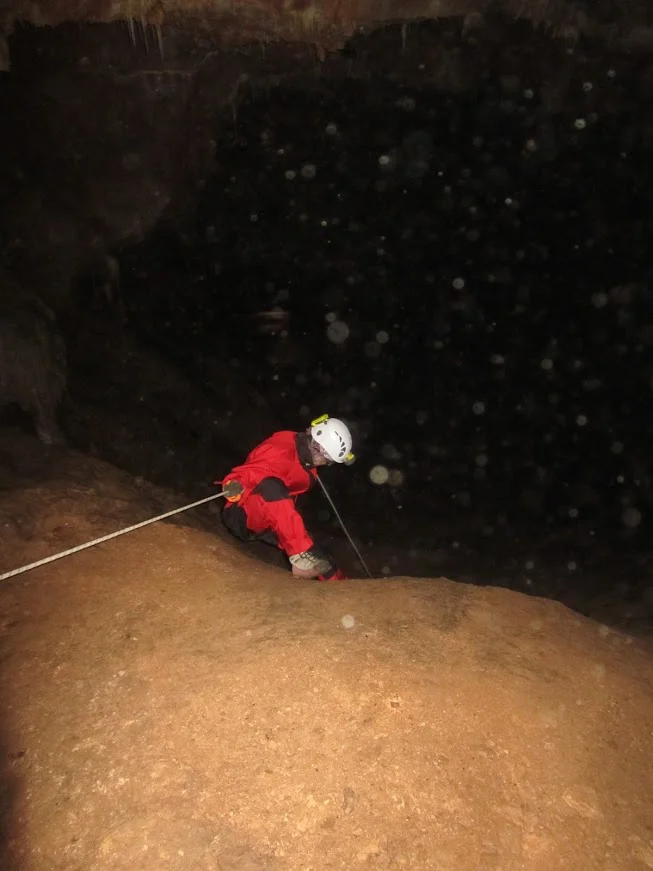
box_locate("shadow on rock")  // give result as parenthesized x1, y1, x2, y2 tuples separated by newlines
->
(0, 705, 23, 871)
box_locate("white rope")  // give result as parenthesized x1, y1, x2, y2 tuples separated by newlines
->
(0, 490, 228, 583)
(316, 474, 372, 578)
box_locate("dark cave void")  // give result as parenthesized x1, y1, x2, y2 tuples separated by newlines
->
(1, 16, 652, 608)
(117, 20, 653, 604)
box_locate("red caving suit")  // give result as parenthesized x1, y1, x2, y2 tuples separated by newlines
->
(221, 430, 317, 557)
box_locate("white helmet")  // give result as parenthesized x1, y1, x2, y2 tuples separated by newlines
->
(310, 415, 354, 465)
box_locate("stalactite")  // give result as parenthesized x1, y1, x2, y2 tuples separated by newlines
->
(126, 0, 136, 47)
(155, 23, 164, 61)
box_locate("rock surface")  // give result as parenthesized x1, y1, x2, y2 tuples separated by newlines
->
(3, 0, 653, 51)
(2, 10, 652, 307)
(1, 429, 652, 871)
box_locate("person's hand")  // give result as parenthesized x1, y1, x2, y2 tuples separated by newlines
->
(223, 480, 244, 502)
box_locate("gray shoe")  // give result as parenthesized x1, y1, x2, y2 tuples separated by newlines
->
(289, 549, 332, 577)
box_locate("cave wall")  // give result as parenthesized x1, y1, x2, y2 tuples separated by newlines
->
(2, 0, 653, 57)
(0, 24, 256, 308)
(0, 19, 380, 308)
(1, 11, 652, 310)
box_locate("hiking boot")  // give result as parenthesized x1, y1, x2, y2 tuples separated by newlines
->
(289, 548, 333, 579)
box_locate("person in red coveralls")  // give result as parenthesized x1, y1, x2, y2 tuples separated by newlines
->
(219, 415, 354, 580)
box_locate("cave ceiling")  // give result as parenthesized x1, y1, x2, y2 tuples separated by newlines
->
(1, 0, 653, 63)
(1, 0, 652, 309)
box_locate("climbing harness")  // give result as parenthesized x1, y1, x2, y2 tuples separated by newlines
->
(0, 490, 229, 583)
(315, 473, 372, 578)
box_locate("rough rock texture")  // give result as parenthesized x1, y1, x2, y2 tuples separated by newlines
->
(2, 0, 653, 52)
(1, 429, 652, 871)
(1, 2, 652, 308)
(0, 23, 331, 306)
(0, 294, 67, 445)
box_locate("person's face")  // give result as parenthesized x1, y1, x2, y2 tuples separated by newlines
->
(309, 441, 332, 467)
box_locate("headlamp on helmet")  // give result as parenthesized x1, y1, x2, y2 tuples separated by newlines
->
(310, 414, 354, 465)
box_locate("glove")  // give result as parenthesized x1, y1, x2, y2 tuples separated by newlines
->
(223, 479, 244, 502)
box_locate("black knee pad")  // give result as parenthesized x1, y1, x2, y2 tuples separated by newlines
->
(222, 503, 279, 548)
(222, 504, 251, 541)
(258, 529, 280, 547)
(252, 477, 291, 502)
